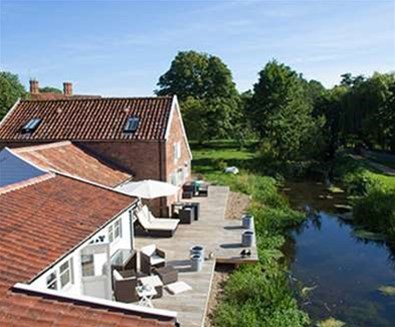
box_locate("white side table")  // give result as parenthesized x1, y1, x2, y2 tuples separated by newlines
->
(136, 284, 157, 307)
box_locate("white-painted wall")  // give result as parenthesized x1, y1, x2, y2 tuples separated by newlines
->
(0, 148, 46, 187)
(30, 208, 135, 299)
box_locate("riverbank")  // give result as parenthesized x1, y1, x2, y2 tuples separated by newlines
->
(334, 153, 395, 242)
(193, 144, 309, 327)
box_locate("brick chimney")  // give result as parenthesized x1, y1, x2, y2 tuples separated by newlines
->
(63, 82, 73, 96)
(29, 80, 39, 94)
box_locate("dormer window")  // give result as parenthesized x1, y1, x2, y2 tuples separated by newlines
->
(123, 117, 139, 133)
(22, 118, 41, 133)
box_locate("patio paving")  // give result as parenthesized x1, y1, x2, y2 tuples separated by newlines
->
(135, 185, 258, 327)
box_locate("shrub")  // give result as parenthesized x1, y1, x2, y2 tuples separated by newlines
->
(353, 189, 395, 238)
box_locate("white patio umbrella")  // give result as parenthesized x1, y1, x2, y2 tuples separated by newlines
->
(116, 179, 179, 199)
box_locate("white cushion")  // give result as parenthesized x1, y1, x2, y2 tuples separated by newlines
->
(113, 270, 123, 281)
(166, 281, 192, 295)
(150, 255, 165, 265)
(141, 244, 156, 256)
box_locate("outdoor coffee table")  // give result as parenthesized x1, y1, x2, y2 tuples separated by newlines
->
(136, 284, 157, 307)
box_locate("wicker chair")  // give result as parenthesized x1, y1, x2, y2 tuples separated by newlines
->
(113, 269, 139, 303)
(140, 244, 166, 275)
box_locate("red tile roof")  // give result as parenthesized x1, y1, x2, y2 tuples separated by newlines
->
(14, 141, 132, 187)
(0, 174, 173, 326)
(0, 97, 174, 141)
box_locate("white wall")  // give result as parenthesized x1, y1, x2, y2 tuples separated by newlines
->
(30, 207, 135, 299)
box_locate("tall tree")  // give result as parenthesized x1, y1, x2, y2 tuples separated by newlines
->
(248, 60, 324, 161)
(0, 72, 26, 119)
(156, 51, 240, 142)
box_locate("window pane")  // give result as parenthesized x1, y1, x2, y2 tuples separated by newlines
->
(60, 261, 69, 273)
(60, 270, 70, 288)
(81, 254, 94, 277)
(108, 224, 114, 242)
(46, 272, 57, 290)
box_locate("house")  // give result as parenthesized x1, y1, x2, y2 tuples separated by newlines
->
(0, 166, 177, 326)
(0, 84, 193, 215)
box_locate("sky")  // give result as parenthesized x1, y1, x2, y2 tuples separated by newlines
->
(0, 0, 394, 96)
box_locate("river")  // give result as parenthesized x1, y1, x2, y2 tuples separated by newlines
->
(283, 181, 395, 327)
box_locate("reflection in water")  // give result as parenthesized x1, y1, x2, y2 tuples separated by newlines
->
(284, 182, 395, 327)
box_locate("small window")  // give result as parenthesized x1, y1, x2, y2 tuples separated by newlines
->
(46, 271, 57, 290)
(108, 218, 122, 243)
(81, 254, 94, 277)
(124, 117, 139, 133)
(173, 142, 181, 161)
(22, 118, 41, 133)
(59, 259, 73, 288)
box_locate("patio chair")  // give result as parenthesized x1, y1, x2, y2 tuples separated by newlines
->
(135, 205, 179, 237)
(113, 269, 139, 303)
(140, 244, 166, 274)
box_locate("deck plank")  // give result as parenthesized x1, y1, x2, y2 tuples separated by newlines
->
(135, 186, 258, 327)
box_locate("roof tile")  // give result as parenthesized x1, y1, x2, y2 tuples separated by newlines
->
(0, 97, 173, 141)
(0, 175, 172, 326)
(14, 142, 132, 187)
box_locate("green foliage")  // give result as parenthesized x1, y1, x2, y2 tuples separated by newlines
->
(335, 154, 395, 241)
(338, 72, 395, 152)
(192, 143, 309, 327)
(334, 154, 395, 195)
(40, 86, 62, 93)
(353, 189, 395, 239)
(156, 50, 241, 142)
(248, 60, 325, 161)
(0, 71, 26, 119)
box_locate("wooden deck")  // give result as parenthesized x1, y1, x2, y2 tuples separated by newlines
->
(135, 186, 258, 327)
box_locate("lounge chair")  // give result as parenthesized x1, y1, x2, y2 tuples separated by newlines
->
(134, 205, 179, 237)
(140, 244, 166, 274)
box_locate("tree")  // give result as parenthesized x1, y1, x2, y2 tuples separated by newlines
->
(248, 60, 324, 161)
(40, 86, 62, 93)
(156, 51, 240, 142)
(0, 72, 26, 119)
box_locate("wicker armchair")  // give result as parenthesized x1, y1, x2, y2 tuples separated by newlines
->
(113, 269, 139, 303)
(140, 244, 166, 275)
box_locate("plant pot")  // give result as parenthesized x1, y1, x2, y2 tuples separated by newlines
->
(242, 214, 254, 229)
(242, 231, 254, 247)
(191, 254, 203, 271)
(190, 245, 204, 261)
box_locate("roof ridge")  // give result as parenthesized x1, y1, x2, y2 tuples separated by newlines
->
(21, 95, 173, 103)
(0, 173, 55, 196)
(12, 141, 72, 153)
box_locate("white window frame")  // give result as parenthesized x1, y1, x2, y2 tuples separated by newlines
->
(46, 271, 57, 290)
(108, 218, 122, 243)
(59, 259, 73, 288)
(46, 258, 74, 291)
(173, 142, 181, 163)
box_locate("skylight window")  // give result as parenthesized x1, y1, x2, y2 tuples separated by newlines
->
(22, 118, 41, 133)
(123, 117, 139, 133)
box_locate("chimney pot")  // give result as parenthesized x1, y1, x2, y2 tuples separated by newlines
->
(63, 82, 73, 96)
(29, 80, 39, 94)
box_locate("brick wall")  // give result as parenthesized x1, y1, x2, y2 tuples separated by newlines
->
(78, 141, 163, 180)
(165, 105, 192, 208)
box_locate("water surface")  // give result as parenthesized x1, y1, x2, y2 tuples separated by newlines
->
(284, 182, 395, 326)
